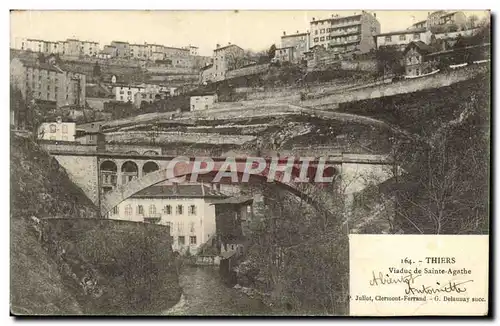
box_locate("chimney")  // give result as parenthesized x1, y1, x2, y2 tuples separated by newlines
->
(296, 30, 299, 34)
(216, 43, 220, 49)
(312, 17, 315, 21)
(374, 13, 376, 18)
(283, 31, 286, 36)
(228, 42, 231, 45)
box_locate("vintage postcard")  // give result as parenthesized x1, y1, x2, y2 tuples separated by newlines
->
(9, 10, 490, 316)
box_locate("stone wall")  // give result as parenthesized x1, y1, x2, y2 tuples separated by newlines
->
(39, 218, 181, 314)
(105, 131, 256, 146)
(302, 65, 488, 108)
(53, 154, 100, 205)
(340, 59, 377, 72)
(226, 64, 270, 80)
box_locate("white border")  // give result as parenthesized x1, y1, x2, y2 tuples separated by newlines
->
(1, 1, 498, 325)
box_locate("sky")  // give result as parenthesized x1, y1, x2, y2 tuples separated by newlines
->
(10, 10, 489, 56)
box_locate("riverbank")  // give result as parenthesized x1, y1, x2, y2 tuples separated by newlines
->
(163, 266, 270, 316)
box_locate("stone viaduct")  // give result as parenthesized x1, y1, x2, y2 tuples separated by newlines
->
(41, 142, 395, 218)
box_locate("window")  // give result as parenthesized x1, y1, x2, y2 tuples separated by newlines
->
(125, 204, 132, 216)
(190, 236, 197, 245)
(320, 29, 325, 34)
(191, 105, 195, 110)
(137, 205, 144, 215)
(149, 204, 156, 215)
(178, 236, 185, 245)
(49, 124, 56, 133)
(112, 206, 119, 215)
(413, 33, 420, 40)
(399, 35, 406, 41)
(176, 205, 183, 215)
(385, 36, 392, 42)
(315, 30, 318, 35)
(188, 205, 197, 215)
(62, 125, 68, 133)
(320, 37, 325, 41)
(163, 205, 172, 215)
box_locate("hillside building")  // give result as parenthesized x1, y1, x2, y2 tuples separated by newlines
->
(10, 57, 86, 109)
(310, 11, 380, 54)
(108, 183, 226, 255)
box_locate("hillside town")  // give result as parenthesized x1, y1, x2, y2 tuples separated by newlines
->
(10, 10, 491, 316)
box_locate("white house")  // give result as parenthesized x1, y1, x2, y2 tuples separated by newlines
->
(190, 93, 218, 111)
(38, 117, 76, 142)
(375, 28, 433, 51)
(108, 183, 226, 255)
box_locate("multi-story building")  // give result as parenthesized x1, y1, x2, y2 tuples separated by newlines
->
(280, 31, 310, 63)
(130, 43, 148, 59)
(38, 116, 76, 141)
(10, 57, 86, 109)
(108, 183, 226, 255)
(184, 45, 199, 56)
(99, 45, 117, 58)
(409, 11, 467, 31)
(212, 43, 245, 82)
(19, 38, 50, 53)
(146, 44, 164, 58)
(14, 38, 99, 57)
(190, 93, 218, 111)
(111, 41, 130, 58)
(273, 46, 295, 63)
(375, 28, 433, 51)
(310, 11, 380, 54)
(163, 46, 190, 58)
(112, 83, 160, 105)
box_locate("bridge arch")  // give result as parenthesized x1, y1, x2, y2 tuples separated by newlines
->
(100, 163, 340, 218)
(100, 160, 118, 190)
(121, 161, 139, 184)
(142, 161, 160, 175)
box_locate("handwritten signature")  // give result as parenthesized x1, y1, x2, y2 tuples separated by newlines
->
(404, 279, 474, 295)
(369, 271, 421, 286)
(369, 270, 474, 295)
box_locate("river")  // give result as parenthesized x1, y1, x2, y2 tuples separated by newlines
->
(163, 266, 271, 316)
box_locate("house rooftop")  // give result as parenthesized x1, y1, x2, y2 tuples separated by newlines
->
(214, 44, 243, 52)
(404, 41, 435, 55)
(311, 13, 363, 24)
(282, 32, 310, 38)
(210, 196, 254, 206)
(131, 184, 226, 199)
(16, 57, 65, 73)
